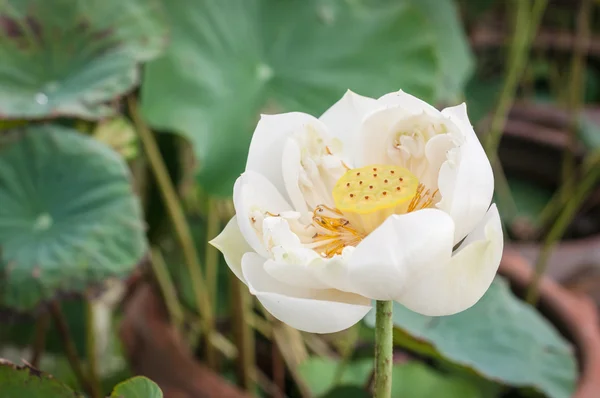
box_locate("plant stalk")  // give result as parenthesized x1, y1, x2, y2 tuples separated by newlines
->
(150, 247, 185, 331)
(204, 199, 220, 369)
(30, 312, 50, 368)
(561, 0, 592, 196)
(230, 274, 255, 392)
(374, 300, 393, 398)
(485, 0, 548, 161)
(49, 301, 93, 396)
(526, 157, 600, 304)
(127, 96, 216, 367)
(85, 301, 102, 398)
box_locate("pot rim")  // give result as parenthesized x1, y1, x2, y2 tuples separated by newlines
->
(500, 249, 600, 398)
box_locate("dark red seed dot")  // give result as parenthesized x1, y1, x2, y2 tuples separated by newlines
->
(346, 182, 350, 187)
(391, 170, 395, 174)
(350, 194, 354, 198)
(373, 167, 377, 171)
(384, 179, 388, 183)
(383, 192, 388, 196)
(396, 187, 401, 191)
(399, 177, 404, 182)
(359, 181, 363, 185)
(373, 174, 378, 177)
(357, 172, 361, 176)
(365, 196, 369, 200)
(369, 185, 373, 189)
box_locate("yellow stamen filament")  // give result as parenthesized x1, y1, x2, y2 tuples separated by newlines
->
(310, 205, 364, 257)
(407, 184, 440, 212)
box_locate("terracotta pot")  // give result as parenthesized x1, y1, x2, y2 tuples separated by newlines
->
(500, 250, 600, 398)
(119, 282, 251, 398)
(499, 102, 600, 298)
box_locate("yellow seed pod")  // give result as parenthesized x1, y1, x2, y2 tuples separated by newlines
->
(332, 164, 419, 233)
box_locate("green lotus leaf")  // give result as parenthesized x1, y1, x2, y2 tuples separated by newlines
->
(365, 277, 577, 398)
(141, 0, 441, 196)
(110, 376, 163, 398)
(0, 0, 167, 119)
(0, 125, 147, 311)
(0, 359, 84, 398)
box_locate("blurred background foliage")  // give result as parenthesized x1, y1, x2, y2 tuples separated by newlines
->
(1, 0, 600, 397)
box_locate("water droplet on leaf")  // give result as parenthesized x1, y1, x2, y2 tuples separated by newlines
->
(35, 93, 48, 105)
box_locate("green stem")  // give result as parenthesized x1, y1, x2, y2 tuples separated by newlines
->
(562, 0, 592, 193)
(49, 301, 93, 395)
(206, 199, 220, 305)
(374, 300, 393, 398)
(150, 247, 185, 331)
(30, 312, 50, 368)
(204, 199, 220, 369)
(230, 273, 255, 392)
(127, 97, 216, 365)
(85, 301, 102, 398)
(526, 157, 600, 304)
(485, 0, 548, 162)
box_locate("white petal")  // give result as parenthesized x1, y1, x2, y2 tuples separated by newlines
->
(345, 209, 455, 300)
(355, 105, 411, 166)
(264, 259, 330, 289)
(319, 90, 378, 159)
(438, 103, 494, 243)
(242, 253, 372, 333)
(376, 90, 440, 116)
(281, 139, 311, 221)
(246, 112, 324, 200)
(233, 171, 293, 258)
(210, 216, 252, 284)
(420, 133, 455, 190)
(396, 204, 503, 316)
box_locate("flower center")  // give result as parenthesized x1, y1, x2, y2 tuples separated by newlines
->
(307, 165, 440, 258)
(331, 164, 419, 233)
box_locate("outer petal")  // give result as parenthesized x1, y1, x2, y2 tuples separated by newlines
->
(264, 259, 330, 289)
(233, 171, 292, 258)
(246, 112, 326, 201)
(319, 90, 378, 158)
(242, 253, 371, 334)
(376, 90, 440, 116)
(343, 209, 455, 300)
(209, 216, 252, 284)
(396, 204, 503, 316)
(438, 103, 494, 243)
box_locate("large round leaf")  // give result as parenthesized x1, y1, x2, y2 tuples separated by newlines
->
(402, 0, 474, 103)
(0, 0, 167, 119)
(110, 376, 163, 398)
(365, 277, 577, 398)
(0, 359, 84, 398)
(141, 0, 440, 196)
(0, 125, 147, 312)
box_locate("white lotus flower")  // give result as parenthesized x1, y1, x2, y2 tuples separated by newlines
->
(211, 90, 503, 334)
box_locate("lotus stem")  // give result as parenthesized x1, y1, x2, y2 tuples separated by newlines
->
(49, 301, 94, 396)
(127, 96, 216, 367)
(30, 311, 50, 368)
(150, 247, 185, 331)
(561, 0, 592, 197)
(485, 0, 548, 161)
(85, 300, 103, 398)
(230, 274, 255, 391)
(374, 300, 393, 398)
(526, 157, 600, 304)
(204, 199, 220, 369)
